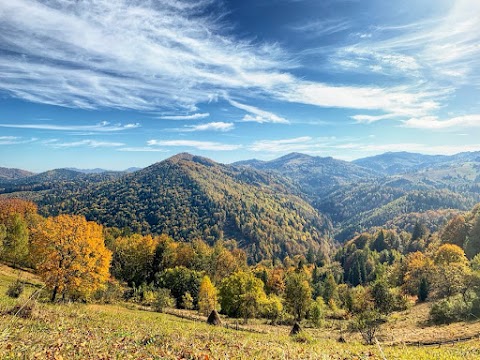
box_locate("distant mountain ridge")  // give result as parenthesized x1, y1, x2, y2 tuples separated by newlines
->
(233, 152, 377, 197)
(0, 167, 35, 181)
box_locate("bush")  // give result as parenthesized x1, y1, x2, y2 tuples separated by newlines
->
(261, 295, 283, 325)
(93, 279, 124, 304)
(349, 310, 385, 345)
(154, 288, 175, 313)
(5, 301, 36, 319)
(429, 297, 468, 324)
(182, 292, 194, 310)
(6, 280, 24, 298)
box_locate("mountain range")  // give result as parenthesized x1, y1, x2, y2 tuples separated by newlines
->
(2, 150, 480, 258)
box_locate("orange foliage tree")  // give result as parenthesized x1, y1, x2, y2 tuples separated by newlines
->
(33, 214, 112, 301)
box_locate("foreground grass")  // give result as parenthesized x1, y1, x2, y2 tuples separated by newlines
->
(1, 268, 480, 359)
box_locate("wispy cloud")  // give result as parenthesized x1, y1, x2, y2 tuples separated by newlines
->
(351, 113, 402, 124)
(158, 113, 210, 120)
(250, 136, 317, 152)
(289, 18, 351, 37)
(118, 147, 168, 152)
(148, 139, 241, 151)
(46, 139, 125, 148)
(0, 121, 140, 132)
(185, 122, 234, 132)
(0, 0, 475, 123)
(330, 0, 480, 85)
(402, 115, 480, 129)
(0, 136, 37, 145)
(228, 99, 289, 124)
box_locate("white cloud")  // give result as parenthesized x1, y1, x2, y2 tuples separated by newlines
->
(118, 147, 168, 152)
(0, 122, 140, 132)
(47, 139, 125, 148)
(148, 139, 241, 151)
(402, 115, 480, 129)
(0, 0, 473, 119)
(351, 113, 402, 124)
(185, 122, 234, 132)
(159, 113, 210, 120)
(228, 99, 289, 124)
(0, 136, 37, 145)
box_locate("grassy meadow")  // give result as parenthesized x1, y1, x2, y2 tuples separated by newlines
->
(2, 265, 480, 359)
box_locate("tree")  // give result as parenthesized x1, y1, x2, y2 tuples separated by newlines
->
(403, 251, 434, 296)
(156, 266, 202, 309)
(465, 215, 480, 259)
(261, 295, 283, 324)
(433, 244, 470, 298)
(350, 310, 384, 345)
(284, 271, 312, 321)
(418, 277, 430, 302)
(309, 297, 326, 328)
(411, 222, 427, 241)
(110, 234, 158, 286)
(441, 215, 468, 248)
(2, 214, 29, 268)
(322, 272, 338, 305)
(198, 275, 219, 316)
(219, 271, 266, 323)
(371, 280, 395, 314)
(34, 215, 112, 301)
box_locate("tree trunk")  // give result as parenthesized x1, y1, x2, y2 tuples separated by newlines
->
(51, 285, 58, 302)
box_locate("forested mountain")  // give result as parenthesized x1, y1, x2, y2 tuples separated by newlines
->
(5, 153, 332, 262)
(3, 151, 480, 246)
(0, 167, 34, 181)
(233, 152, 377, 197)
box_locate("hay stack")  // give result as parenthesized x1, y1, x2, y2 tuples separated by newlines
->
(207, 309, 221, 326)
(290, 322, 302, 336)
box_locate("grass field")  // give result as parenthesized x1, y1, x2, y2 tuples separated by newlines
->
(2, 265, 480, 359)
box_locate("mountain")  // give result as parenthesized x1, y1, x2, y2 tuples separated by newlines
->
(0, 167, 34, 181)
(353, 152, 448, 175)
(66, 167, 143, 173)
(233, 152, 377, 197)
(0, 168, 125, 197)
(65, 167, 110, 174)
(28, 153, 332, 262)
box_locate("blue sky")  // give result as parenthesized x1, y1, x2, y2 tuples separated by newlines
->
(0, 0, 479, 171)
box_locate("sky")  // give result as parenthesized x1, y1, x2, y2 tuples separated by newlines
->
(0, 0, 480, 171)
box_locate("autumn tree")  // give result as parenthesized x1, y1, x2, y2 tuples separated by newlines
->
(198, 275, 219, 315)
(433, 244, 470, 298)
(441, 215, 469, 248)
(403, 251, 435, 297)
(219, 271, 266, 323)
(110, 234, 158, 286)
(284, 271, 312, 321)
(34, 215, 112, 301)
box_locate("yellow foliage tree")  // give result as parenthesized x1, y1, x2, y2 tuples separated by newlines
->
(198, 275, 218, 316)
(403, 251, 435, 296)
(110, 234, 158, 286)
(34, 214, 112, 301)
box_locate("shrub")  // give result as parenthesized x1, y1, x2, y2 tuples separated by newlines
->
(429, 297, 468, 324)
(182, 292, 194, 310)
(349, 310, 385, 345)
(261, 295, 283, 325)
(5, 301, 36, 319)
(154, 288, 175, 313)
(6, 280, 24, 298)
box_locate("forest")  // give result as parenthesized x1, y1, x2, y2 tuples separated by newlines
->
(3, 195, 480, 345)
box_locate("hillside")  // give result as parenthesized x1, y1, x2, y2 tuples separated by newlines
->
(31, 153, 332, 261)
(1, 264, 480, 359)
